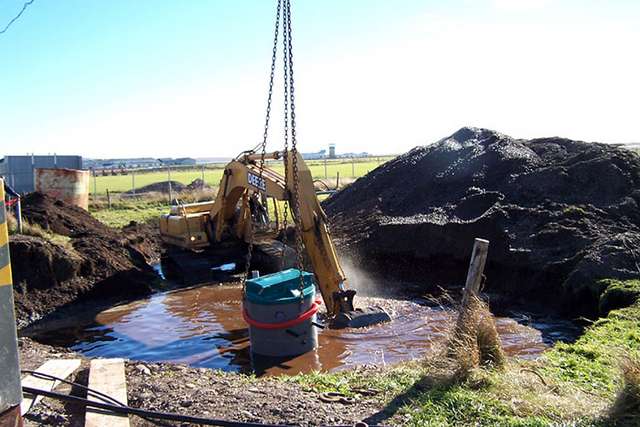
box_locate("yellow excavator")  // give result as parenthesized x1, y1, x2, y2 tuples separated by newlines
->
(159, 150, 390, 328)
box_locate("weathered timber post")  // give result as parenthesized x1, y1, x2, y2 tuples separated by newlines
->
(92, 169, 97, 202)
(336, 171, 340, 189)
(0, 178, 23, 426)
(15, 197, 23, 235)
(462, 238, 489, 306)
(167, 166, 173, 204)
(324, 158, 328, 179)
(106, 189, 112, 209)
(131, 170, 136, 196)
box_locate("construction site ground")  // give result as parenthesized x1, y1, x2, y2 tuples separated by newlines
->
(9, 127, 640, 426)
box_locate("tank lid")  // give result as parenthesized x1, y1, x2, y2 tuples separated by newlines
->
(245, 269, 315, 305)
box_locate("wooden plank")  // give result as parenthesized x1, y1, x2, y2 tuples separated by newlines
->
(85, 358, 129, 427)
(21, 359, 81, 415)
(462, 238, 490, 306)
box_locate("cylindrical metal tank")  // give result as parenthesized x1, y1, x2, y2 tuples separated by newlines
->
(34, 168, 90, 210)
(244, 269, 319, 357)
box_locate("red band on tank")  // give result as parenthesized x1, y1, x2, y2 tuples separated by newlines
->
(243, 300, 321, 330)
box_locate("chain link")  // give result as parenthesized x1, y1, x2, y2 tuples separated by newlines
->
(243, 0, 282, 292)
(243, 0, 306, 308)
(282, 0, 307, 304)
(279, 0, 291, 271)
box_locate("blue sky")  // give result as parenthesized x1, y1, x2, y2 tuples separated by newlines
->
(1, 0, 639, 158)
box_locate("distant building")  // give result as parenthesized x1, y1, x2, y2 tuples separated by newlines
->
(84, 157, 161, 170)
(0, 155, 83, 193)
(329, 143, 336, 159)
(302, 150, 327, 160)
(159, 157, 197, 166)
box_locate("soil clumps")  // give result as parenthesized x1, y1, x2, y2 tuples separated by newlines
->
(10, 193, 159, 327)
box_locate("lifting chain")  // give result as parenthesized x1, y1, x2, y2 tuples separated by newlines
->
(279, 0, 291, 271)
(243, 0, 306, 309)
(282, 0, 308, 305)
(243, 0, 282, 293)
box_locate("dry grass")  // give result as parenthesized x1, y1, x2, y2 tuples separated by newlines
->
(610, 355, 640, 425)
(448, 295, 506, 377)
(7, 211, 72, 249)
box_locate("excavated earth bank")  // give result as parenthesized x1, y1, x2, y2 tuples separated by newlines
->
(10, 192, 160, 327)
(324, 127, 640, 316)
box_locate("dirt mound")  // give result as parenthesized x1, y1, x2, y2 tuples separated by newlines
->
(21, 192, 109, 236)
(324, 127, 640, 316)
(124, 180, 186, 195)
(11, 193, 159, 327)
(185, 178, 212, 191)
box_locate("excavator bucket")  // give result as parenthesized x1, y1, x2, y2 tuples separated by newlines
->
(330, 289, 391, 329)
(331, 306, 391, 329)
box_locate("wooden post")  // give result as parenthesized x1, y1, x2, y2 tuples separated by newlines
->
(106, 189, 112, 209)
(15, 197, 23, 234)
(351, 157, 355, 177)
(324, 158, 328, 179)
(336, 171, 340, 189)
(131, 170, 136, 195)
(167, 166, 173, 204)
(201, 165, 205, 186)
(93, 169, 97, 201)
(462, 238, 489, 306)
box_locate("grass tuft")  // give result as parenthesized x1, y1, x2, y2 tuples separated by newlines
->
(7, 211, 72, 248)
(610, 355, 640, 425)
(449, 295, 506, 377)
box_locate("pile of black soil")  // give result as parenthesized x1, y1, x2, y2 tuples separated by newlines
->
(10, 193, 159, 327)
(123, 179, 212, 195)
(323, 127, 640, 316)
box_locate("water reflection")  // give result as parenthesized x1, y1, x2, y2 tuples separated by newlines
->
(38, 284, 577, 376)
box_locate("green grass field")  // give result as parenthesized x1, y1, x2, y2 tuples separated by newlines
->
(90, 157, 394, 195)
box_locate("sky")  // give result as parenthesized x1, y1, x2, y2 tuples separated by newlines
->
(1, 0, 639, 158)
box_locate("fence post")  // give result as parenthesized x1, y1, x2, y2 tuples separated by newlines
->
(336, 171, 340, 190)
(107, 189, 112, 209)
(15, 197, 22, 235)
(324, 158, 328, 179)
(462, 238, 489, 306)
(93, 169, 97, 201)
(201, 165, 205, 186)
(351, 157, 355, 177)
(131, 170, 136, 196)
(0, 178, 23, 426)
(167, 166, 173, 203)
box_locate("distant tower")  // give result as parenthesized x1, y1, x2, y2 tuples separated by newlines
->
(329, 143, 336, 159)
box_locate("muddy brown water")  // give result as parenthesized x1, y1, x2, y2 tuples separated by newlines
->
(34, 283, 579, 376)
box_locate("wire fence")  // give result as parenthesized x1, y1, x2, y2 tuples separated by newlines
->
(90, 156, 393, 199)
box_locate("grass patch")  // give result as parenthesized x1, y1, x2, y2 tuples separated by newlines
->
(284, 284, 640, 426)
(90, 199, 167, 228)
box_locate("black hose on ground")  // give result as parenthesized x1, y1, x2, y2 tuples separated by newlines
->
(22, 385, 292, 427)
(21, 370, 388, 427)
